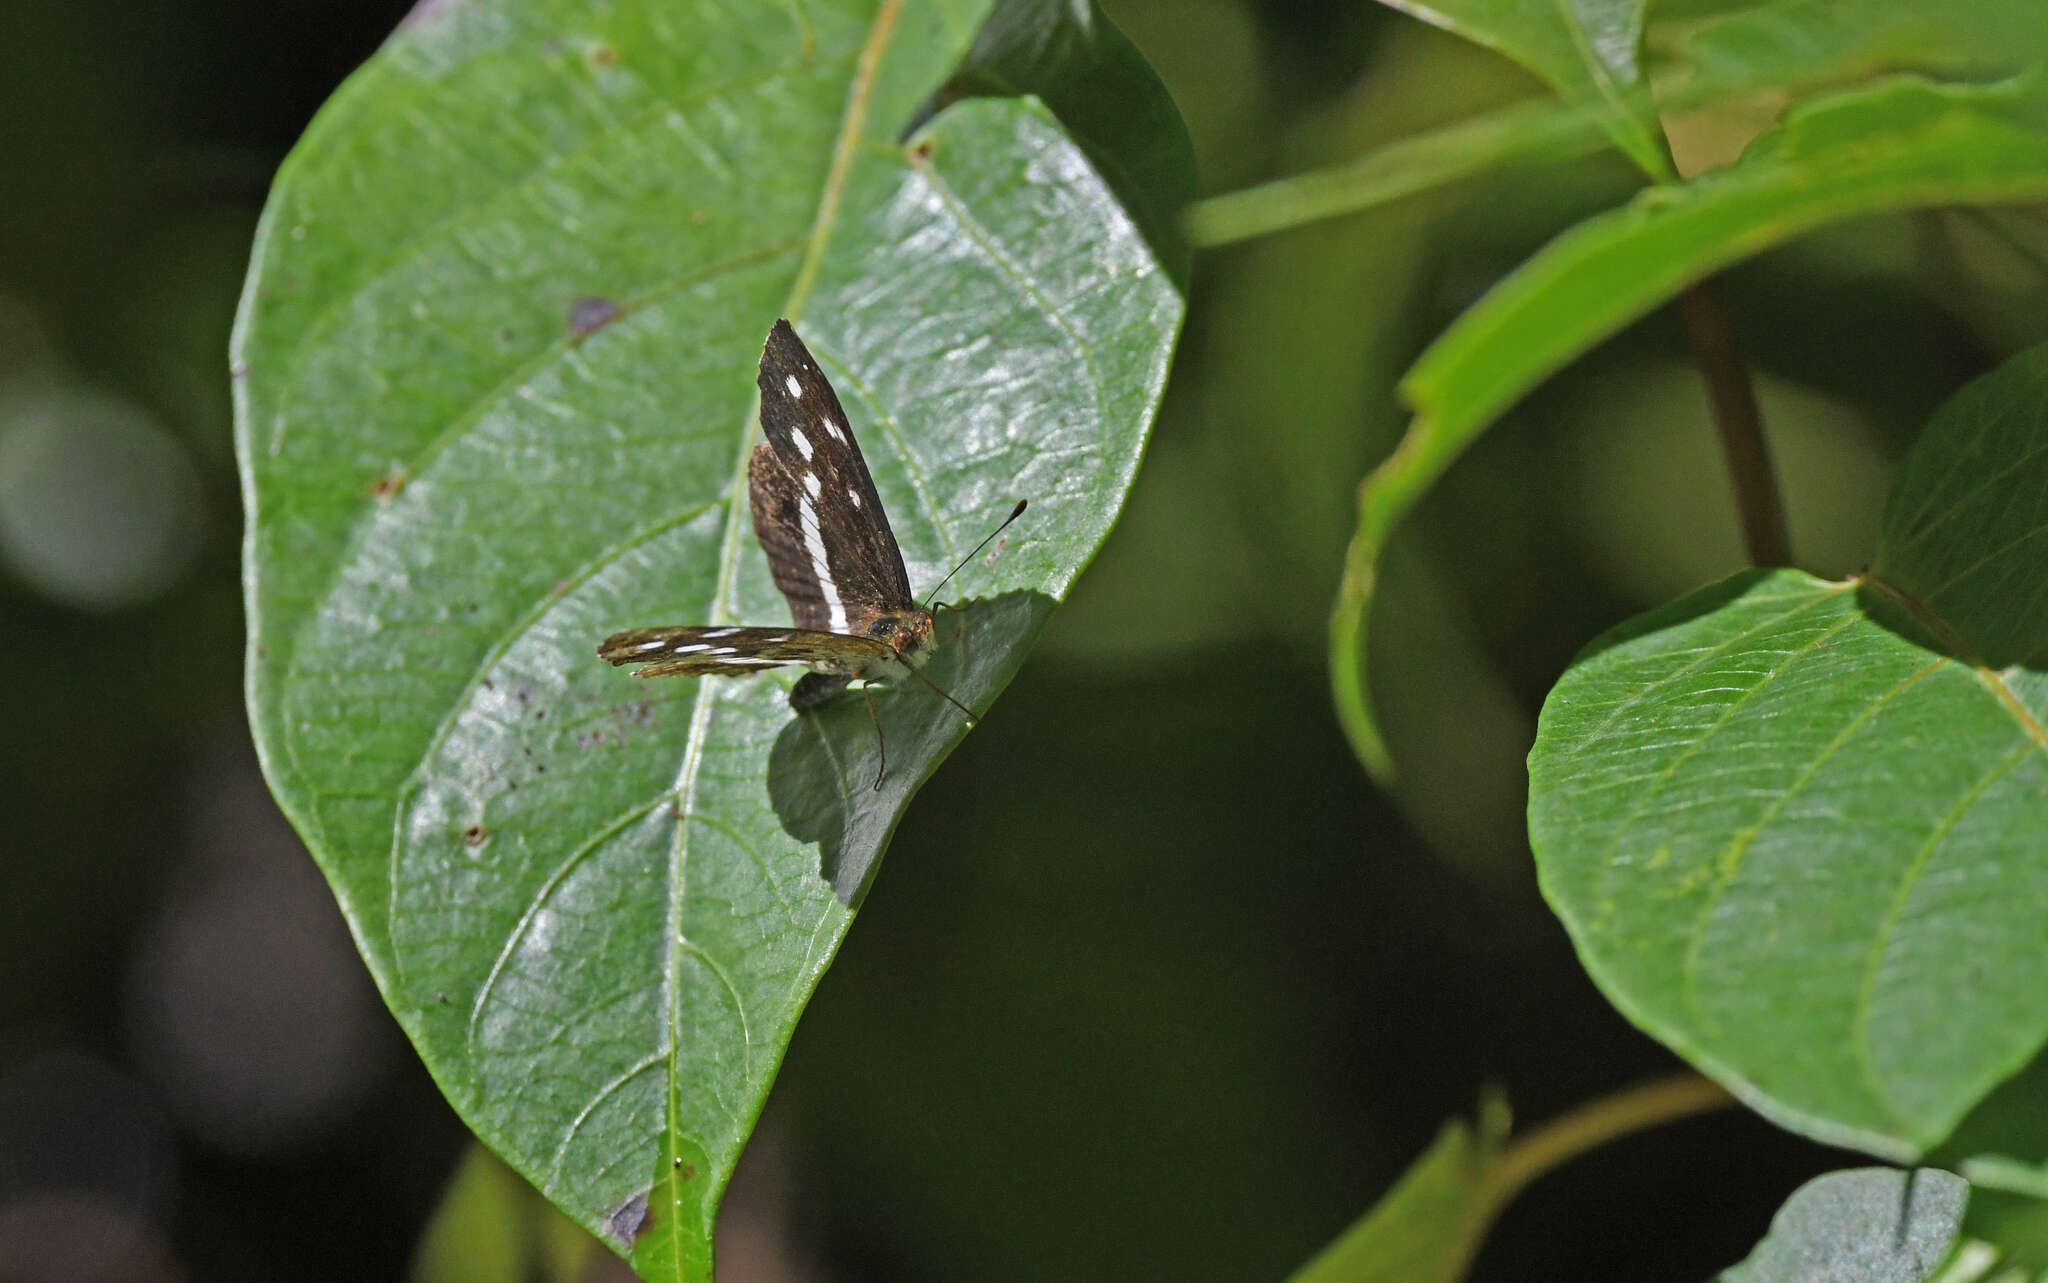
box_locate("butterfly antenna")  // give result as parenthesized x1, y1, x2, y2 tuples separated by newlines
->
(924, 500, 1028, 612)
(902, 662, 978, 726)
(862, 681, 888, 791)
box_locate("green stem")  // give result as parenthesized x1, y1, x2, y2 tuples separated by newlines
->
(1449, 1074, 1737, 1281)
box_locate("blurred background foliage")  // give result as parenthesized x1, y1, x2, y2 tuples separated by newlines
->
(4, 0, 2041, 1280)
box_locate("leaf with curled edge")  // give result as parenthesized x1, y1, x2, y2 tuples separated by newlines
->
(233, 0, 1188, 1276)
(1532, 345, 2048, 1160)
(1334, 74, 2048, 779)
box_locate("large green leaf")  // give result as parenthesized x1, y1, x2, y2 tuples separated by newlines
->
(231, 1, 1186, 1276)
(1531, 347, 2048, 1158)
(1376, 0, 1670, 177)
(1335, 73, 2048, 777)
(1716, 1169, 1969, 1283)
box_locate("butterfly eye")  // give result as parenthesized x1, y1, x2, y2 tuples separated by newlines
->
(866, 617, 894, 638)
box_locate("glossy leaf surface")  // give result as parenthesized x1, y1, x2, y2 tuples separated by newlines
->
(233, 1, 1186, 1276)
(1717, 1169, 1968, 1283)
(1532, 347, 2048, 1157)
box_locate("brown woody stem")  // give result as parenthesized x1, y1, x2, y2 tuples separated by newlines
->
(1677, 278, 1791, 566)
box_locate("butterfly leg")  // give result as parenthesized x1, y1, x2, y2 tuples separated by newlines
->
(862, 680, 887, 792)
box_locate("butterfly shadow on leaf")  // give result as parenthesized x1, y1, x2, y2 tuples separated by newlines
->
(766, 589, 1053, 908)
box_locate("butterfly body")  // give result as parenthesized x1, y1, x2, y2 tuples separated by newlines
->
(598, 320, 944, 712)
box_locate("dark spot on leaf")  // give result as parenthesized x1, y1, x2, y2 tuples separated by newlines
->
(466, 602, 480, 614)
(677, 1163, 694, 1181)
(604, 1190, 651, 1248)
(481, 678, 494, 691)
(533, 708, 545, 720)
(669, 801, 684, 819)
(369, 472, 404, 499)
(591, 44, 618, 66)
(433, 991, 446, 1003)
(568, 295, 621, 338)
(462, 824, 487, 847)
(908, 138, 935, 163)
(551, 581, 570, 598)
(534, 763, 545, 773)
(255, 643, 268, 659)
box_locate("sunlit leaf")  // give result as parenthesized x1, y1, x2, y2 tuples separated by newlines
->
(233, 1, 1186, 1276)
(1531, 346, 2048, 1158)
(1716, 1168, 1969, 1283)
(1335, 73, 2048, 778)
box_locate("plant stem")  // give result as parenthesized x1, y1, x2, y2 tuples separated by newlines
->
(1483, 1073, 1736, 1213)
(1677, 278, 1790, 566)
(1443, 1074, 1737, 1281)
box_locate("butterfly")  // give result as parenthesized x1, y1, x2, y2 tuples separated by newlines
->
(598, 319, 1023, 783)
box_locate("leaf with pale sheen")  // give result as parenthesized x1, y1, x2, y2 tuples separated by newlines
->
(1716, 1168, 1969, 1283)
(1335, 73, 2048, 778)
(1377, 0, 1667, 176)
(232, 1, 1186, 1276)
(1532, 346, 2048, 1158)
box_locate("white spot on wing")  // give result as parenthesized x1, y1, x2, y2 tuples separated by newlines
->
(785, 374, 802, 398)
(636, 639, 668, 651)
(709, 647, 736, 655)
(798, 497, 847, 633)
(803, 472, 821, 499)
(823, 418, 846, 442)
(790, 427, 814, 461)
(702, 628, 740, 638)
(847, 489, 862, 509)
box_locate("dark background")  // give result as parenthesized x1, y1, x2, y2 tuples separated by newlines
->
(6, 0, 2034, 1279)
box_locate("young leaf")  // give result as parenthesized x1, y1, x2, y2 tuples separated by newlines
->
(232, 1, 1186, 1276)
(1336, 73, 2048, 778)
(1531, 347, 2048, 1159)
(1716, 1168, 1969, 1283)
(1286, 1100, 1508, 1283)
(410, 1144, 597, 1283)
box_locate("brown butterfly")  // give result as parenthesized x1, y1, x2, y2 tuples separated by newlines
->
(598, 319, 1023, 783)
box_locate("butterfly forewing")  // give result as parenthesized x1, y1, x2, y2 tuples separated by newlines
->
(597, 626, 892, 679)
(754, 319, 916, 628)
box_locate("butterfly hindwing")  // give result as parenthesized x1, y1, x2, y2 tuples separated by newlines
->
(597, 625, 892, 680)
(754, 320, 916, 626)
(747, 442, 835, 633)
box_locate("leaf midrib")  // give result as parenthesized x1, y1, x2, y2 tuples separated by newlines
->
(657, 2, 909, 1274)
